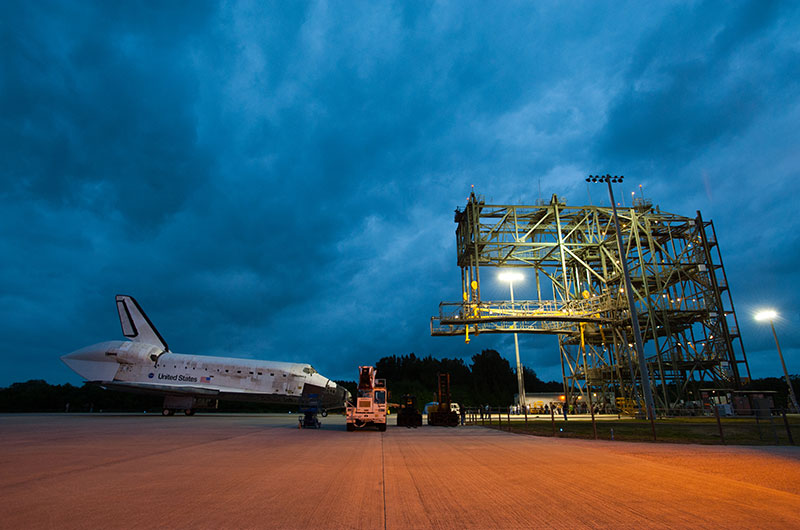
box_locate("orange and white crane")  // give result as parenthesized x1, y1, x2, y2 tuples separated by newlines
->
(346, 366, 387, 431)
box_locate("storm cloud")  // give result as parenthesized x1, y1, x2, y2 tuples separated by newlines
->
(1, 0, 799, 386)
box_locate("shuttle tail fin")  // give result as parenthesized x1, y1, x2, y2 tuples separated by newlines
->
(115, 295, 169, 352)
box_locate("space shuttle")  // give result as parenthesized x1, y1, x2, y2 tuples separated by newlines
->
(61, 295, 350, 415)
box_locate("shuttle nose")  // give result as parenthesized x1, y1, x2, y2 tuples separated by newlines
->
(321, 382, 349, 409)
(338, 385, 351, 406)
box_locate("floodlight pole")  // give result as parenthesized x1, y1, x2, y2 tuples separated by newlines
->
(588, 174, 656, 421)
(768, 320, 799, 413)
(508, 280, 526, 410)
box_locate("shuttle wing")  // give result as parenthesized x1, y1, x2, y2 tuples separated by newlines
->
(103, 381, 221, 397)
(116, 295, 169, 352)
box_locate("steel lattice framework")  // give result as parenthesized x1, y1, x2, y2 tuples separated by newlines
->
(431, 192, 750, 413)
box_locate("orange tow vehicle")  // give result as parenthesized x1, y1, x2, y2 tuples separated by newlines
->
(346, 366, 387, 431)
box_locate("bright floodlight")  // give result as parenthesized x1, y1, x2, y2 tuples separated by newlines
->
(755, 310, 778, 321)
(498, 271, 524, 283)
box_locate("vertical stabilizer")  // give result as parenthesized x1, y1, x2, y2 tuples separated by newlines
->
(115, 295, 169, 352)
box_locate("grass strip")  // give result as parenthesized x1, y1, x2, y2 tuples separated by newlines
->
(481, 416, 800, 445)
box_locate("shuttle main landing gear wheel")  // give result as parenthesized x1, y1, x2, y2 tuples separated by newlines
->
(163, 396, 196, 416)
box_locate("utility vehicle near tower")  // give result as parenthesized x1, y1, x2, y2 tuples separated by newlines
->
(346, 366, 387, 431)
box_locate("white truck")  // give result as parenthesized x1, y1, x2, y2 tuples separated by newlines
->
(346, 366, 387, 431)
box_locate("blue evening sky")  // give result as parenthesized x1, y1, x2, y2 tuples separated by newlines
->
(2, 1, 799, 386)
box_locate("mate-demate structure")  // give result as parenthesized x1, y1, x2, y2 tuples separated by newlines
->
(430, 191, 750, 413)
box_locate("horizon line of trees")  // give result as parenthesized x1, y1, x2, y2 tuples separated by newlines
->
(1, 349, 798, 412)
(372, 349, 563, 408)
(0, 349, 559, 412)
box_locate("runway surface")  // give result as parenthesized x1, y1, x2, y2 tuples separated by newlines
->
(1, 413, 799, 529)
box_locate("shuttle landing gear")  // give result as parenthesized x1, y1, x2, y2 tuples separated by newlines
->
(161, 397, 214, 416)
(163, 396, 197, 416)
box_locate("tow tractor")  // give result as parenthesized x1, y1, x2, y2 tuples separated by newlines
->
(396, 394, 422, 427)
(346, 366, 387, 431)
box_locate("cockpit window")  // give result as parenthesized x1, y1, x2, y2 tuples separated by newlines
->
(303, 366, 316, 375)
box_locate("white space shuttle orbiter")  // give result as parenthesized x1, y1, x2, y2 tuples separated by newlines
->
(62, 295, 350, 415)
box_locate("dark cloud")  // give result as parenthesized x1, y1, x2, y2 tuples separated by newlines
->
(1, 1, 798, 386)
(598, 1, 797, 164)
(1, 1, 217, 232)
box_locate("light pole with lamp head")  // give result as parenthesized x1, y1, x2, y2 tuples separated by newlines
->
(755, 309, 799, 413)
(585, 174, 656, 420)
(499, 270, 526, 410)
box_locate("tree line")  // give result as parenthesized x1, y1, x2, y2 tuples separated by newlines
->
(2, 349, 798, 411)
(0, 349, 559, 412)
(313, 349, 560, 409)
(373, 349, 562, 408)
(0, 379, 296, 413)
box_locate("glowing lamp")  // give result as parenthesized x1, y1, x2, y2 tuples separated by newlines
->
(755, 310, 777, 321)
(498, 271, 524, 283)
